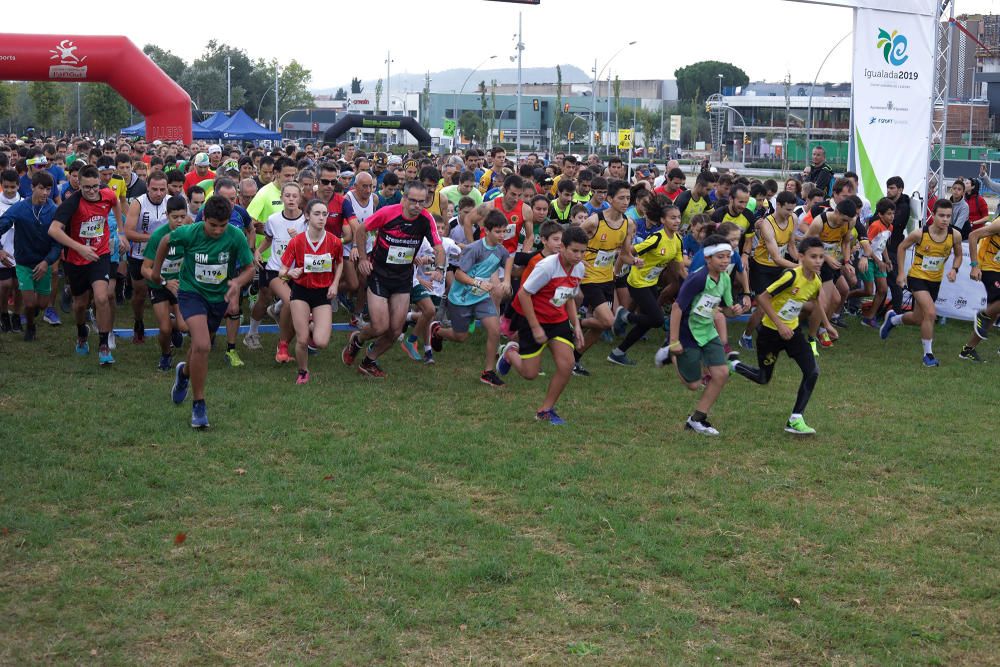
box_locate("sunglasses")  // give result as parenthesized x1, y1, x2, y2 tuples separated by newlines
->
(319, 178, 337, 185)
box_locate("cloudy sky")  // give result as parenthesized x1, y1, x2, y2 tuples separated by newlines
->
(26, 0, 1000, 90)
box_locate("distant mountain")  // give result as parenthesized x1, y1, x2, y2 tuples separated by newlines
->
(313, 64, 590, 96)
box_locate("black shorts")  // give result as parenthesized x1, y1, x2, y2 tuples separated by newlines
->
(178, 290, 227, 336)
(906, 276, 941, 302)
(516, 319, 575, 358)
(981, 270, 1000, 305)
(368, 269, 413, 298)
(258, 268, 280, 292)
(149, 286, 178, 305)
(820, 264, 841, 284)
(0, 267, 15, 281)
(581, 281, 614, 310)
(64, 255, 111, 297)
(127, 256, 145, 282)
(290, 282, 332, 309)
(749, 260, 783, 296)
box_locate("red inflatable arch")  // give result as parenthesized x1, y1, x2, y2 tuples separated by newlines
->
(0, 34, 193, 143)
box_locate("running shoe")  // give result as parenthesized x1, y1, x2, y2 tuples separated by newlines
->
(400, 337, 422, 361)
(880, 310, 898, 340)
(98, 347, 115, 366)
(296, 370, 310, 385)
(818, 331, 833, 348)
(242, 332, 261, 350)
(60, 286, 71, 313)
(75, 338, 89, 356)
(266, 301, 281, 322)
(784, 416, 816, 435)
(191, 401, 209, 429)
(423, 350, 435, 365)
(830, 313, 847, 327)
(342, 331, 361, 365)
(922, 353, 940, 367)
(23, 324, 36, 342)
(535, 408, 566, 426)
(612, 306, 629, 337)
(0, 312, 10, 333)
(171, 362, 189, 404)
(158, 354, 172, 372)
(480, 369, 505, 388)
(226, 349, 245, 367)
(684, 416, 719, 436)
(133, 320, 145, 344)
(572, 362, 590, 377)
(654, 345, 673, 368)
(108, 330, 117, 350)
(861, 317, 878, 329)
(601, 329, 614, 343)
(43, 307, 61, 326)
(430, 321, 443, 352)
(724, 343, 739, 361)
(10, 314, 21, 333)
(974, 310, 991, 340)
(606, 350, 636, 366)
(496, 342, 518, 376)
(809, 338, 819, 358)
(274, 341, 291, 364)
(357, 357, 387, 378)
(171, 328, 184, 350)
(739, 333, 754, 351)
(350, 313, 368, 329)
(958, 347, 983, 362)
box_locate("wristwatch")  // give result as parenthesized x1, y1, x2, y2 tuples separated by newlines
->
(970, 261, 979, 267)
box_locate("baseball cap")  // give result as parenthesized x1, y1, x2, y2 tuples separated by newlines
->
(388, 155, 402, 165)
(152, 140, 163, 146)
(27, 156, 49, 167)
(340, 170, 355, 179)
(208, 144, 222, 155)
(193, 152, 210, 166)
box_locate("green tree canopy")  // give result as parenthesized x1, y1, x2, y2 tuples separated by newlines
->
(674, 61, 749, 103)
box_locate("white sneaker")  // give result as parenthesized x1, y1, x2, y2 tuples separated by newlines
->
(654, 345, 671, 368)
(108, 330, 117, 350)
(242, 332, 262, 350)
(685, 416, 719, 436)
(266, 301, 282, 322)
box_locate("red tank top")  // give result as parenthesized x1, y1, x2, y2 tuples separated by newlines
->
(494, 197, 524, 254)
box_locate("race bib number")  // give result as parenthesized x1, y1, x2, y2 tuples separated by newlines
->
(386, 245, 415, 265)
(692, 294, 721, 319)
(594, 249, 619, 268)
(79, 218, 104, 239)
(823, 241, 842, 260)
(550, 285, 576, 307)
(920, 255, 944, 273)
(775, 243, 787, 258)
(160, 257, 182, 275)
(274, 241, 289, 258)
(503, 223, 517, 240)
(993, 247, 1000, 264)
(304, 253, 333, 273)
(777, 299, 804, 321)
(194, 262, 227, 285)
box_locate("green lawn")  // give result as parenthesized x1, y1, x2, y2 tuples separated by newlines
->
(1, 313, 997, 664)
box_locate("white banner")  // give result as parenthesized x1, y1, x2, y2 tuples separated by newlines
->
(850, 8, 935, 213)
(669, 115, 682, 142)
(902, 253, 986, 321)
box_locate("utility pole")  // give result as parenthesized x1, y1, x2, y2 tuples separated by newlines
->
(274, 63, 279, 133)
(783, 72, 791, 176)
(590, 58, 597, 154)
(76, 83, 81, 135)
(515, 12, 524, 160)
(226, 55, 232, 112)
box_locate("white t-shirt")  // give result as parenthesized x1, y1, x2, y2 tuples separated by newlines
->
(264, 211, 306, 271)
(0, 192, 21, 257)
(413, 237, 460, 297)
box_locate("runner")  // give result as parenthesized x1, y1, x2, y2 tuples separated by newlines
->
(495, 225, 589, 425)
(731, 236, 831, 435)
(667, 235, 745, 436)
(344, 181, 445, 377)
(881, 200, 962, 366)
(123, 170, 169, 343)
(0, 169, 22, 334)
(430, 209, 514, 386)
(402, 215, 461, 364)
(279, 198, 344, 383)
(150, 195, 255, 428)
(805, 199, 857, 347)
(959, 214, 1000, 361)
(140, 195, 190, 370)
(48, 165, 125, 365)
(859, 197, 894, 327)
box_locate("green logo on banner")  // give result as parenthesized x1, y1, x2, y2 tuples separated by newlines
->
(443, 120, 456, 138)
(362, 119, 401, 129)
(877, 28, 909, 67)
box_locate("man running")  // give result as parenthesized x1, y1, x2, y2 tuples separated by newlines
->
(123, 170, 169, 343)
(960, 213, 1000, 361)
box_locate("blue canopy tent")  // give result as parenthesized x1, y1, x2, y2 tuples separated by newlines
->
(200, 112, 230, 130)
(120, 120, 145, 137)
(216, 109, 280, 141)
(119, 119, 220, 140)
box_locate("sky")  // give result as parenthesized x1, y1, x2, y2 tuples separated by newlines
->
(22, 0, 1000, 91)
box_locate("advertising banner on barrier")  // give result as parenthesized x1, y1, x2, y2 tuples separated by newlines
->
(901, 254, 986, 322)
(850, 7, 935, 208)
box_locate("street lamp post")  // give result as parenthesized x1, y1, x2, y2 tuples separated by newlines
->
(806, 31, 851, 154)
(513, 12, 525, 160)
(453, 55, 497, 150)
(591, 40, 637, 154)
(717, 73, 723, 96)
(226, 55, 233, 112)
(257, 85, 272, 124)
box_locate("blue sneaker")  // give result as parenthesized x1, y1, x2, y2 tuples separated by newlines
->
(171, 361, 189, 404)
(191, 401, 209, 429)
(170, 328, 184, 349)
(400, 336, 422, 361)
(601, 329, 614, 343)
(922, 353, 940, 367)
(880, 310, 897, 340)
(535, 408, 566, 426)
(43, 307, 61, 326)
(612, 306, 630, 337)
(606, 350, 636, 366)
(158, 354, 172, 372)
(98, 348, 115, 366)
(739, 333, 754, 351)
(75, 338, 89, 355)
(496, 342, 517, 376)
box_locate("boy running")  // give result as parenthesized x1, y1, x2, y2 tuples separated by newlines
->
(960, 213, 1000, 361)
(150, 195, 255, 428)
(732, 237, 832, 435)
(141, 195, 190, 370)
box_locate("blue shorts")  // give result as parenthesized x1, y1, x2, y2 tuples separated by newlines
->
(178, 290, 227, 335)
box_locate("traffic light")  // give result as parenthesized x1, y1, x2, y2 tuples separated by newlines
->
(499, 130, 505, 141)
(593, 131, 600, 143)
(567, 131, 574, 140)
(563, 103, 570, 113)
(743, 133, 750, 145)
(533, 98, 539, 111)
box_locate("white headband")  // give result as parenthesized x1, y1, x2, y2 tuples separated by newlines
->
(703, 244, 732, 257)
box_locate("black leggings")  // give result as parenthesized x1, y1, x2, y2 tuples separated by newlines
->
(619, 285, 665, 352)
(734, 325, 819, 415)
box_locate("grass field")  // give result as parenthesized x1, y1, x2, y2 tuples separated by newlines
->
(1, 310, 998, 665)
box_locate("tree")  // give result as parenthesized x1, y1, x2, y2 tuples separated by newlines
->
(635, 107, 661, 152)
(553, 65, 563, 151)
(84, 84, 129, 135)
(180, 62, 227, 110)
(613, 75, 622, 138)
(489, 80, 497, 149)
(0, 82, 12, 124)
(334, 87, 347, 101)
(420, 72, 430, 125)
(27, 82, 64, 133)
(142, 44, 186, 83)
(458, 111, 487, 144)
(350, 78, 363, 94)
(674, 61, 749, 103)
(373, 78, 384, 145)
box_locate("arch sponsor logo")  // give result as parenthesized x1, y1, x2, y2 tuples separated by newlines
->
(49, 40, 88, 79)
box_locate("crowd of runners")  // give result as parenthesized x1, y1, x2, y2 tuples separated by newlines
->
(2, 136, 996, 432)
